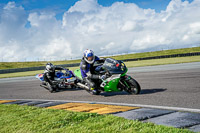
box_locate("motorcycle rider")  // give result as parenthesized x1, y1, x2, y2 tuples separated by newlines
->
(80, 49, 106, 94)
(43, 63, 64, 93)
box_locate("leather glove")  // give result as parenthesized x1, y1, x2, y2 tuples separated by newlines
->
(100, 75, 107, 80)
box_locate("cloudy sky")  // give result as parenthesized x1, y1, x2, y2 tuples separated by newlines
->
(0, 0, 200, 62)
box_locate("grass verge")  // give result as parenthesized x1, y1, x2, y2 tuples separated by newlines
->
(125, 55, 200, 68)
(0, 60, 81, 70)
(0, 104, 193, 133)
(0, 56, 199, 79)
(109, 46, 200, 60)
(0, 47, 200, 70)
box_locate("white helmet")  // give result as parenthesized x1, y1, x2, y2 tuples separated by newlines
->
(83, 49, 95, 64)
(46, 63, 54, 72)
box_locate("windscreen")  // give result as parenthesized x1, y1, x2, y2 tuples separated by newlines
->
(102, 58, 127, 74)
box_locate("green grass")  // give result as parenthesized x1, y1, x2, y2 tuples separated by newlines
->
(0, 67, 79, 79)
(0, 56, 199, 79)
(0, 47, 200, 70)
(108, 46, 200, 60)
(125, 55, 200, 68)
(0, 104, 193, 133)
(0, 60, 81, 70)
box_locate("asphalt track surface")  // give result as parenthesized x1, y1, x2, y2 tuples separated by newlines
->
(0, 62, 200, 109)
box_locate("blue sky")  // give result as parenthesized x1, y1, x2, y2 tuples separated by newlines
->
(0, 0, 193, 20)
(0, 0, 199, 61)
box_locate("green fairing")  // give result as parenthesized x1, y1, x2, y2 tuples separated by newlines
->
(74, 69, 83, 80)
(104, 78, 120, 92)
(104, 69, 128, 92)
(121, 68, 128, 77)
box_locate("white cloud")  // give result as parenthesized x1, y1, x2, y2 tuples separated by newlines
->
(101, 42, 115, 50)
(36, 37, 72, 59)
(121, 21, 138, 32)
(0, 0, 200, 62)
(189, 22, 200, 34)
(68, 0, 100, 13)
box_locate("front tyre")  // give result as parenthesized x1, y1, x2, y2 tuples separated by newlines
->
(125, 78, 141, 95)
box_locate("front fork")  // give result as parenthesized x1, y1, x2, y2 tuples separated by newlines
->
(119, 75, 131, 90)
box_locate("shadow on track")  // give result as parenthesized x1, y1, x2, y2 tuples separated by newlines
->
(46, 87, 167, 95)
(39, 85, 83, 93)
(99, 91, 129, 97)
(140, 88, 167, 95)
(99, 88, 167, 97)
(57, 88, 83, 92)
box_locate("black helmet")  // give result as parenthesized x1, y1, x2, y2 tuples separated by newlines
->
(46, 63, 54, 72)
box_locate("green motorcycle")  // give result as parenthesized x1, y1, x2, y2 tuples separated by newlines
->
(74, 58, 141, 95)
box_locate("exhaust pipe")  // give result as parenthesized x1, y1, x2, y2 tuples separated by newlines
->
(77, 83, 90, 91)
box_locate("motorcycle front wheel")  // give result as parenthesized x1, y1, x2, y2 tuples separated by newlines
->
(125, 78, 141, 95)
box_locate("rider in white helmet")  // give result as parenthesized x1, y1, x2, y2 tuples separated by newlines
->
(80, 49, 106, 94)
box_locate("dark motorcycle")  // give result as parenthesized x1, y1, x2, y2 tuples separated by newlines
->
(74, 58, 141, 95)
(36, 69, 77, 92)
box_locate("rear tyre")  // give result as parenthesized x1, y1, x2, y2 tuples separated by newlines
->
(125, 78, 141, 95)
(71, 85, 76, 89)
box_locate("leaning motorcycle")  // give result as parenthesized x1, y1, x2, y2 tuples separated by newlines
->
(74, 58, 141, 95)
(36, 69, 77, 92)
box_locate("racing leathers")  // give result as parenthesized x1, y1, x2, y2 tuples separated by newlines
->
(43, 66, 64, 92)
(80, 56, 105, 90)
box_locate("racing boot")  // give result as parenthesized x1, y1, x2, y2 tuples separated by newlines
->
(53, 81, 60, 92)
(42, 81, 46, 85)
(47, 83, 54, 93)
(90, 88, 100, 95)
(90, 87, 95, 91)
